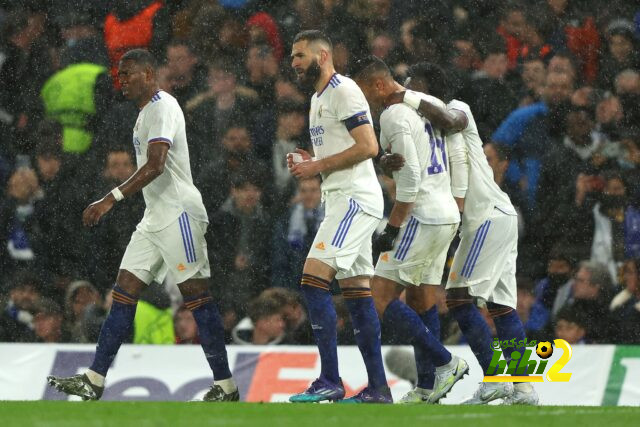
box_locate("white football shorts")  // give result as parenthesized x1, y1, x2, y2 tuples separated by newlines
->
(375, 219, 458, 287)
(120, 211, 211, 285)
(307, 191, 380, 280)
(446, 208, 518, 308)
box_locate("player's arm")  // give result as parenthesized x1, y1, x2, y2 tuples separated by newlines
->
(373, 119, 419, 253)
(386, 90, 467, 133)
(290, 121, 378, 179)
(447, 133, 469, 213)
(82, 142, 169, 226)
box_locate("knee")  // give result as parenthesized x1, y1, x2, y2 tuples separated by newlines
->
(486, 302, 513, 318)
(445, 288, 473, 311)
(115, 270, 145, 299)
(178, 278, 210, 299)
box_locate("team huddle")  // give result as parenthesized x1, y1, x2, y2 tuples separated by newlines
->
(47, 30, 538, 405)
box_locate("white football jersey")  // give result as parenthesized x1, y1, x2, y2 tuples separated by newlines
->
(447, 99, 516, 231)
(380, 95, 460, 225)
(132, 90, 208, 232)
(308, 73, 383, 219)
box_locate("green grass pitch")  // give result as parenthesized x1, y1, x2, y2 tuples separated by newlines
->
(1, 402, 639, 427)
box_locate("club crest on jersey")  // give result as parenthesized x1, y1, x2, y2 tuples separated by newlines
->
(315, 242, 326, 250)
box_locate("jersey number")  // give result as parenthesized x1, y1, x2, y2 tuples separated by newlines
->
(425, 123, 447, 175)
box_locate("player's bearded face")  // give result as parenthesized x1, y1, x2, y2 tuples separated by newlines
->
(298, 57, 321, 89)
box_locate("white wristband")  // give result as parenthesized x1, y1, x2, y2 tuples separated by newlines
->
(403, 90, 422, 110)
(111, 187, 124, 202)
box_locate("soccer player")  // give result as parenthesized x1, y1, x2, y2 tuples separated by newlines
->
(287, 30, 390, 403)
(352, 56, 469, 404)
(47, 49, 238, 402)
(384, 62, 539, 405)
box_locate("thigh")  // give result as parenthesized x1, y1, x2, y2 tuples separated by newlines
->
(119, 228, 164, 285)
(153, 213, 211, 284)
(310, 194, 379, 280)
(447, 213, 518, 302)
(406, 285, 440, 313)
(489, 238, 518, 309)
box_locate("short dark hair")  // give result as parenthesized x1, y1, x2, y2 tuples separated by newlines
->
(248, 295, 283, 324)
(406, 62, 449, 101)
(293, 30, 332, 50)
(120, 49, 157, 69)
(477, 36, 507, 60)
(231, 171, 262, 190)
(207, 55, 240, 76)
(351, 55, 391, 81)
(555, 305, 587, 328)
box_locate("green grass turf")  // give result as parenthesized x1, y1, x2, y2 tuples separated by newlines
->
(0, 402, 638, 427)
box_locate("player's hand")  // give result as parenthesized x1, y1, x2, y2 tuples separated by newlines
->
(373, 223, 400, 253)
(384, 90, 405, 108)
(291, 159, 321, 179)
(82, 196, 115, 227)
(287, 148, 312, 169)
(379, 153, 405, 176)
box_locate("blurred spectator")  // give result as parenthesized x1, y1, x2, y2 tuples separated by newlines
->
(0, 7, 52, 156)
(541, 0, 600, 83)
(573, 171, 640, 280)
(56, 8, 109, 68)
(492, 71, 574, 205)
(247, 11, 284, 62)
(525, 244, 579, 339)
(261, 287, 313, 345)
(197, 124, 271, 214)
(64, 280, 100, 343)
(534, 105, 604, 263)
(518, 55, 547, 106)
(271, 100, 307, 212)
(164, 39, 207, 108)
(483, 143, 526, 217)
(88, 147, 144, 291)
(554, 305, 588, 344)
(272, 177, 324, 290)
(516, 276, 536, 324)
(0, 271, 40, 342)
(174, 305, 199, 344)
(0, 167, 41, 274)
(209, 174, 272, 317)
(551, 260, 614, 342)
(597, 20, 640, 91)
(186, 57, 258, 171)
(461, 37, 518, 141)
(33, 298, 69, 343)
(232, 293, 286, 345)
(609, 258, 640, 343)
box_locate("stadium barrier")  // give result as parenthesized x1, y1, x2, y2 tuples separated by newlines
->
(0, 344, 638, 405)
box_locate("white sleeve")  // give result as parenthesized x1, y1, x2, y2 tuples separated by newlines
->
(447, 133, 468, 198)
(146, 101, 177, 147)
(381, 111, 421, 203)
(332, 83, 371, 131)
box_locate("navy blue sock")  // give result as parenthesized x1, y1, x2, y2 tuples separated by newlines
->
(300, 274, 339, 384)
(185, 293, 232, 380)
(343, 288, 387, 389)
(488, 303, 527, 375)
(383, 299, 451, 367)
(90, 285, 138, 376)
(448, 302, 494, 373)
(415, 305, 440, 389)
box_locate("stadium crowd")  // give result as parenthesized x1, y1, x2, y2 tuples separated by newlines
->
(0, 0, 640, 347)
